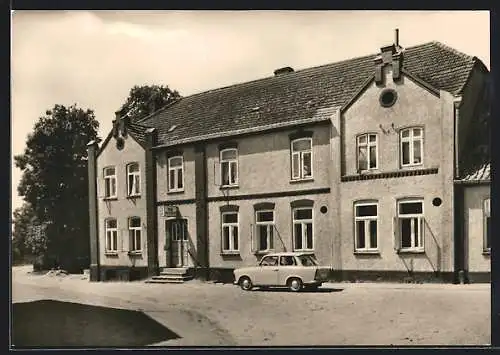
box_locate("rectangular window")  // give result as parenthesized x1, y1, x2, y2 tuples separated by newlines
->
(484, 198, 491, 252)
(222, 212, 239, 252)
(105, 219, 118, 252)
(397, 199, 424, 252)
(127, 163, 140, 196)
(168, 156, 184, 192)
(291, 138, 313, 180)
(220, 149, 238, 186)
(128, 217, 141, 252)
(400, 128, 423, 167)
(104, 167, 117, 198)
(357, 134, 378, 171)
(354, 202, 378, 252)
(256, 210, 275, 251)
(292, 207, 313, 250)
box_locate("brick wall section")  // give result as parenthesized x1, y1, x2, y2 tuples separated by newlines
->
(87, 141, 99, 281)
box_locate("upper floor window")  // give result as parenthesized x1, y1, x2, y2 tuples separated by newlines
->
(104, 166, 117, 198)
(222, 212, 239, 253)
(354, 201, 378, 252)
(484, 198, 491, 253)
(168, 156, 184, 192)
(400, 128, 423, 167)
(105, 218, 118, 252)
(128, 217, 141, 252)
(126, 163, 140, 197)
(220, 148, 238, 186)
(291, 138, 313, 180)
(255, 210, 275, 252)
(357, 134, 378, 171)
(396, 199, 424, 252)
(292, 207, 313, 251)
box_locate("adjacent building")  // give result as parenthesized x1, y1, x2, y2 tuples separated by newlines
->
(87, 32, 491, 283)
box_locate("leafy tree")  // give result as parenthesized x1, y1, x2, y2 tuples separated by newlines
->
(12, 202, 37, 263)
(118, 84, 181, 122)
(14, 104, 99, 271)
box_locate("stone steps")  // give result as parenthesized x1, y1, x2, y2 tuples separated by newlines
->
(145, 268, 193, 284)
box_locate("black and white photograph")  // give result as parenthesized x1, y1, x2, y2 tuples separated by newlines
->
(10, 10, 491, 348)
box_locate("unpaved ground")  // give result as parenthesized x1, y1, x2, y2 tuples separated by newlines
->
(11, 266, 490, 347)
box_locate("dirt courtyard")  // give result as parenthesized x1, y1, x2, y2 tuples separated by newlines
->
(11, 266, 490, 347)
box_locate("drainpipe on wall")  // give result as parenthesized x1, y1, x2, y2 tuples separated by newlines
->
(145, 128, 159, 277)
(87, 140, 100, 281)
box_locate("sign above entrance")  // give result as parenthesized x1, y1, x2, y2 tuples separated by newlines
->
(163, 205, 179, 218)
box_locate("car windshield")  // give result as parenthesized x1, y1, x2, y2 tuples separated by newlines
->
(298, 254, 318, 266)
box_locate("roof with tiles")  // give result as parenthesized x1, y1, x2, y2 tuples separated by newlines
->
(134, 41, 483, 147)
(127, 122, 150, 147)
(461, 162, 490, 183)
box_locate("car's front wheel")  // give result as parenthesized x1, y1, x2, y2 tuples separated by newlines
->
(239, 276, 253, 291)
(287, 277, 303, 292)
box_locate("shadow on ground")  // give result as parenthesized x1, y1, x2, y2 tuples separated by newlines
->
(254, 287, 344, 293)
(12, 300, 180, 348)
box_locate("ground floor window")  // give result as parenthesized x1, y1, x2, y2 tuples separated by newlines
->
(354, 201, 378, 252)
(105, 218, 118, 252)
(484, 198, 491, 252)
(293, 207, 313, 251)
(128, 217, 142, 252)
(397, 199, 424, 252)
(256, 210, 274, 251)
(222, 212, 239, 252)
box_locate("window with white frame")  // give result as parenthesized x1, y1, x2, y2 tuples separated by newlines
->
(128, 217, 141, 252)
(291, 138, 313, 180)
(105, 218, 118, 252)
(168, 156, 184, 192)
(397, 199, 424, 251)
(400, 127, 423, 167)
(103, 166, 117, 198)
(256, 210, 274, 251)
(357, 134, 378, 171)
(222, 212, 239, 252)
(484, 198, 491, 252)
(354, 202, 378, 252)
(126, 163, 140, 196)
(220, 148, 238, 186)
(293, 207, 313, 250)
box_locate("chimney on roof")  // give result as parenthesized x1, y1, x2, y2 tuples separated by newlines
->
(274, 66, 294, 76)
(374, 28, 403, 85)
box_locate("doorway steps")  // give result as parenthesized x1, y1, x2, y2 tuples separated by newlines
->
(145, 267, 194, 284)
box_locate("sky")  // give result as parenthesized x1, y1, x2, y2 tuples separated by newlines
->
(11, 10, 490, 213)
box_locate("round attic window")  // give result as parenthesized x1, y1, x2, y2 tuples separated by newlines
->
(116, 137, 125, 150)
(379, 89, 397, 108)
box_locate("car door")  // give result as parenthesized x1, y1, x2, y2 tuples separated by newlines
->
(254, 255, 279, 286)
(277, 255, 299, 285)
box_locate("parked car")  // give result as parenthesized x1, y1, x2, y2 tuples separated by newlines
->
(233, 252, 330, 292)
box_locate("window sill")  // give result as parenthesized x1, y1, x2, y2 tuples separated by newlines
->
(128, 251, 143, 257)
(293, 249, 315, 253)
(220, 185, 239, 190)
(400, 163, 424, 169)
(397, 249, 425, 254)
(103, 197, 118, 201)
(253, 250, 274, 256)
(104, 251, 119, 256)
(290, 178, 314, 184)
(354, 250, 380, 255)
(126, 195, 141, 199)
(482, 249, 491, 256)
(221, 251, 240, 256)
(167, 189, 185, 195)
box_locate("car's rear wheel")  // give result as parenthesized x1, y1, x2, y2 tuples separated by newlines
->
(239, 276, 253, 291)
(287, 277, 303, 292)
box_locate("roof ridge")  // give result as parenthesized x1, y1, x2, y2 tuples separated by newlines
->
(167, 42, 435, 103)
(430, 40, 476, 62)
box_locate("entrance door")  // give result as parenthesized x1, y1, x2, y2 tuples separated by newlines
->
(166, 219, 189, 267)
